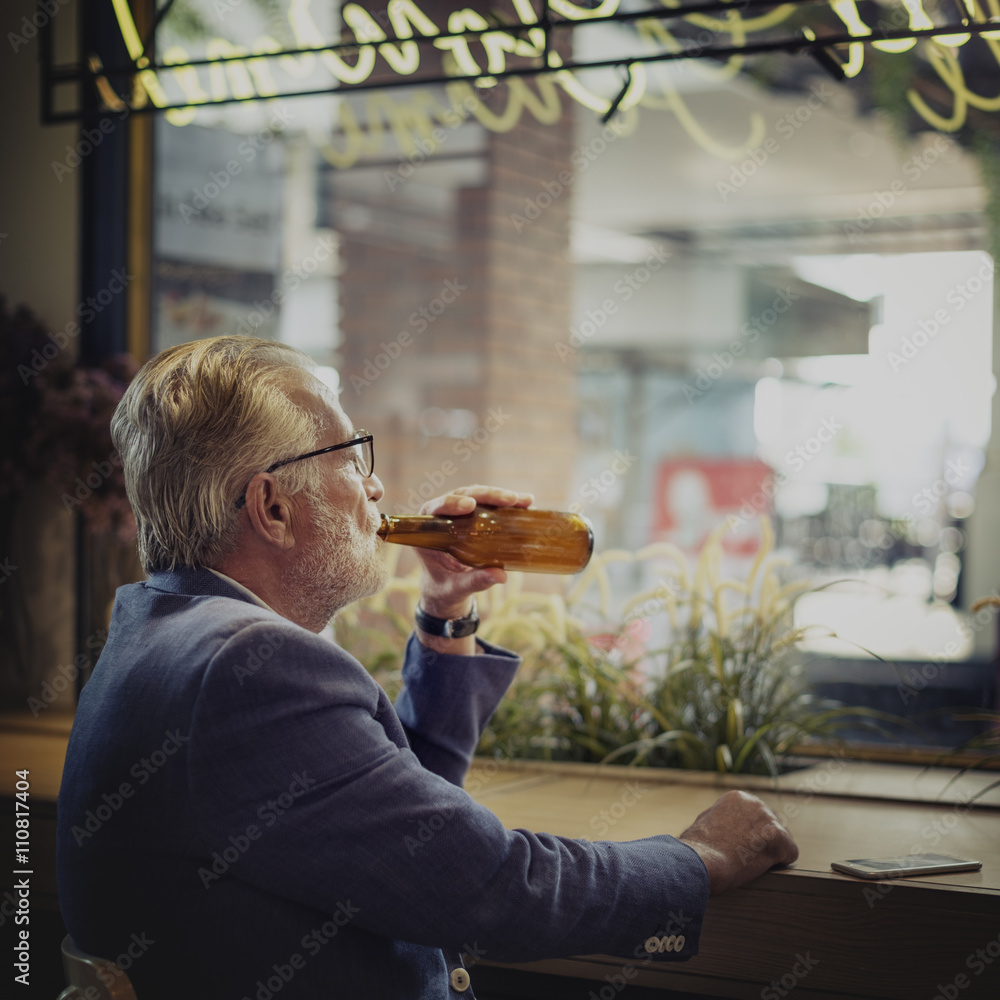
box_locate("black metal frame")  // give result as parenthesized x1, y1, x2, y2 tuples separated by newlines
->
(38, 0, 1000, 124)
(70, 0, 148, 697)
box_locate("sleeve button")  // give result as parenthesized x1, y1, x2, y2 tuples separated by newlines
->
(450, 967, 471, 991)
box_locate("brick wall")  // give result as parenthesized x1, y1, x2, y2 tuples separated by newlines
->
(337, 2, 577, 513)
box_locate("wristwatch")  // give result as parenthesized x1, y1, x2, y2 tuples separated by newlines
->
(415, 598, 479, 638)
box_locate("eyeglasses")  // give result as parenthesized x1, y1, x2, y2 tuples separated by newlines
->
(235, 430, 374, 509)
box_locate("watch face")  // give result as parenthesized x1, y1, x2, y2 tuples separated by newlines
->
(416, 602, 479, 637)
(444, 616, 479, 638)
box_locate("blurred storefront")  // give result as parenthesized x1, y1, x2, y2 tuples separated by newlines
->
(4, 0, 1000, 725)
(8, 4, 1000, 993)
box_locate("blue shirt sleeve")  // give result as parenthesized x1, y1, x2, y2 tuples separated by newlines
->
(394, 633, 520, 785)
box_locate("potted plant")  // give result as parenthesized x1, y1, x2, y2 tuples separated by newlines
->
(338, 517, 893, 775)
(0, 296, 138, 706)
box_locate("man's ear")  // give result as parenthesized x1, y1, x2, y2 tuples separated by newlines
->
(242, 473, 297, 550)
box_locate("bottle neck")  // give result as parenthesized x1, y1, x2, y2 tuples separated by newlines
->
(377, 513, 454, 547)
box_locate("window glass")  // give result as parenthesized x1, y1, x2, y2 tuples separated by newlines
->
(148, 0, 997, 752)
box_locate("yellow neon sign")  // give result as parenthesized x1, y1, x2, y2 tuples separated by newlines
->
(107, 0, 1000, 164)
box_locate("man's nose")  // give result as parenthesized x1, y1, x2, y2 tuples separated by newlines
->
(366, 472, 385, 503)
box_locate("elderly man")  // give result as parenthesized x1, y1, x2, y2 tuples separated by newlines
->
(57, 336, 796, 999)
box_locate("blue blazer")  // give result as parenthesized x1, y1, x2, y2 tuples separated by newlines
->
(57, 568, 709, 999)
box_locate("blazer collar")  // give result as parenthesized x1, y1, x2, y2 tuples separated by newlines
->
(142, 566, 256, 605)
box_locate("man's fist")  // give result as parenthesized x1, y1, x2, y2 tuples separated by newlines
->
(679, 790, 798, 895)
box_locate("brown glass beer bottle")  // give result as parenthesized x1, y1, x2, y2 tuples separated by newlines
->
(376, 505, 594, 574)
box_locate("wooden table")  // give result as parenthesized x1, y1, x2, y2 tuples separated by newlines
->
(464, 758, 1000, 1000)
(3, 715, 999, 999)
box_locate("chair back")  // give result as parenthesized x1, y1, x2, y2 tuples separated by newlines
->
(60, 935, 138, 1000)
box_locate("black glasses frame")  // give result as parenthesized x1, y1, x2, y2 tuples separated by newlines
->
(235, 431, 374, 509)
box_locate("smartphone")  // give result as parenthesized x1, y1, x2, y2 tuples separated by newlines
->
(831, 853, 982, 879)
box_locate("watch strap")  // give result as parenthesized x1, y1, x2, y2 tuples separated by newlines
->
(415, 598, 479, 638)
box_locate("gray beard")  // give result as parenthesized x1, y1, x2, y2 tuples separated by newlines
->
(287, 490, 388, 631)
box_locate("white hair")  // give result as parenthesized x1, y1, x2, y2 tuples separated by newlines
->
(111, 336, 325, 572)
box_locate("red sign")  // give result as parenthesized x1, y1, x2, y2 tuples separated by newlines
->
(651, 458, 773, 555)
